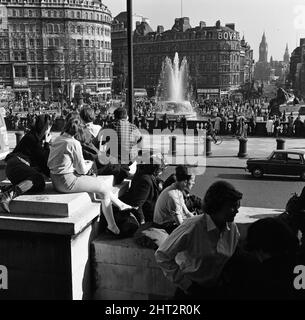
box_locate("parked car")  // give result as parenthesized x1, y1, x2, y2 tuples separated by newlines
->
(246, 149, 305, 180)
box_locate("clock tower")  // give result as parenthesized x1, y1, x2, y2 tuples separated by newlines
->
(259, 32, 268, 63)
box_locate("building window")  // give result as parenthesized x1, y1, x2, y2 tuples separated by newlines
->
(77, 39, 82, 47)
(60, 11, 64, 18)
(48, 38, 53, 46)
(13, 9, 16, 16)
(15, 66, 27, 77)
(71, 11, 75, 19)
(77, 11, 80, 19)
(13, 52, 18, 60)
(85, 40, 89, 47)
(48, 24, 53, 33)
(85, 12, 88, 19)
(36, 39, 42, 47)
(48, 11, 51, 18)
(30, 67, 36, 79)
(12, 24, 16, 32)
(37, 66, 43, 78)
(13, 39, 18, 48)
(54, 38, 59, 46)
(53, 11, 57, 18)
(77, 26, 81, 33)
(91, 40, 94, 47)
(54, 25, 59, 33)
(30, 52, 35, 60)
(70, 25, 75, 33)
(29, 10, 32, 17)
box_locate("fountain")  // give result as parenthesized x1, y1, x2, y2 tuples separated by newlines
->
(156, 52, 197, 119)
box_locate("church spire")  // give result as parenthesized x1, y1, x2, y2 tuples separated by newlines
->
(284, 43, 290, 63)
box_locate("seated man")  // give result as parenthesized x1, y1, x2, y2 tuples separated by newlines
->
(163, 173, 202, 215)
(155, 181, 242, 300)
(153, 166, 195, 233)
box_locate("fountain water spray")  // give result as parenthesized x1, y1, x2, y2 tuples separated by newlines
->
(156, 52, 196, 118)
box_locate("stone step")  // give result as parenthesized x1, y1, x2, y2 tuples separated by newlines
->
(91, 235, 176, 300)
(0, 176, 131, 218)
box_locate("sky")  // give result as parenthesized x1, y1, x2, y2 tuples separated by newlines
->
(103, 0, 305, 62)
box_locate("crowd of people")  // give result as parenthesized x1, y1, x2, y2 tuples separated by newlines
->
(0, 104, 304, 299)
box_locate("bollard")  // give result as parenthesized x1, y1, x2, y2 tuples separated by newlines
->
(15, 131, 24, 145)
(238, 137, 248, 158)
(169, 136, 177, 157)
(276, 138, 286, 150)
(206, 136, 212, 157)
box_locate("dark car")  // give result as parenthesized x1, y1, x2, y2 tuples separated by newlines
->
(246, 150, 305, 180)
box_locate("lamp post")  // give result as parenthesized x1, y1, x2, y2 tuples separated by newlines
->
(127, 0, 134, 123)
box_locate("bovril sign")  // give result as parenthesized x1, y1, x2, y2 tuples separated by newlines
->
(218, 31, 240, 41)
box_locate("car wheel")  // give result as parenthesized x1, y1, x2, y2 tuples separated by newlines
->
(300, 171, 305, 181)
(252, 168, 263, 178)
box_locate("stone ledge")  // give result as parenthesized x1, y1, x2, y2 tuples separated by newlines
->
(0, 176, 130, 218)
(92, 206, 284, 300)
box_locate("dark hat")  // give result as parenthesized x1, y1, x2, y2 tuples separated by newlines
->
(286, 186, 305, 216)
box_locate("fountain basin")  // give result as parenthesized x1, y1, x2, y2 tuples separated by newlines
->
(156, 101, 198, 119)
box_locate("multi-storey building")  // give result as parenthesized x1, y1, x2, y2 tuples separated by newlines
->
(288, 39, 305, 97)
(111, 11, 127, 95)
(112, 14, 254, 100)
(0, 0, 113, 101)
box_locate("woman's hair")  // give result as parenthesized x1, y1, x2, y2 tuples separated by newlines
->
(80, 106, 95, 123)
(32, 114, 52, 136)
(63, 111, 83, 136)
(202, 180, 243, 215)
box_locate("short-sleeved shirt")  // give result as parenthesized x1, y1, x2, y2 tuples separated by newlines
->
(153, 184, 189, 225)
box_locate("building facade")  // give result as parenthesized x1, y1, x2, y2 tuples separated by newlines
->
(288, 38, 305, 97)
(133, 18, 254, 99)
(112, 14, 254, 99)
(0, 0, 113, 101)
(111, 11, 127, 95)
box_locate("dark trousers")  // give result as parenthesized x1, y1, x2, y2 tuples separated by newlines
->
(5, 155, 45, 193)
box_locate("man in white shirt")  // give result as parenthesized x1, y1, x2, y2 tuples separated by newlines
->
(155, 180, 242, 299)
(153, 166, 195, 233)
